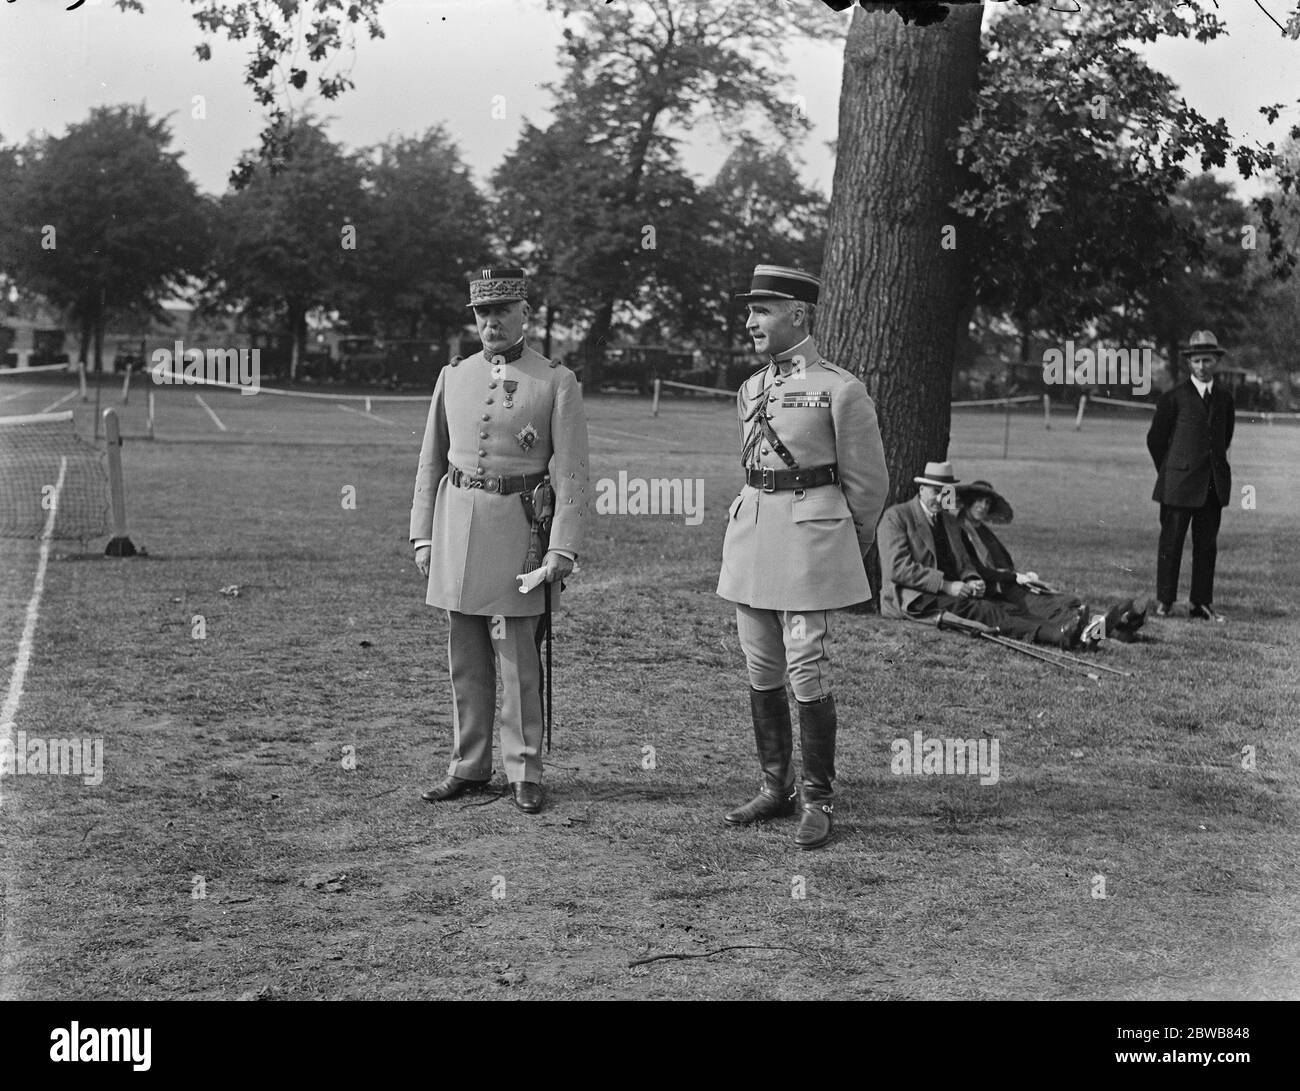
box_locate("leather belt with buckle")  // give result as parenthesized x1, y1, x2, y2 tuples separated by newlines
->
(745, 464, 840, 492)
(449, 465, 548, 495)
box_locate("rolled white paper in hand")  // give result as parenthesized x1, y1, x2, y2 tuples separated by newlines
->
(516, 566, 549, 594)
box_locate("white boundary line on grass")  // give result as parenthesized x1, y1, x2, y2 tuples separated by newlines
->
(38, 390, 78, 414)
(0, 456, 66, 808)
(194, 394, 228, 432)
(589, 426, 674, 446)
(0, 411, 75, 427)
(336, 403, 402, 427)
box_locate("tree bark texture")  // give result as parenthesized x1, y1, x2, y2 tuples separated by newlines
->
(821, 4, 985, 510)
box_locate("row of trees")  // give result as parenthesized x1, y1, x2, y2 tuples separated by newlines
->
(0, 104, 825, 377)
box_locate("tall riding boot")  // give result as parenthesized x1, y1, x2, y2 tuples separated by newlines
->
(794, 694, 837, 850)
(724, 686, 796, 825)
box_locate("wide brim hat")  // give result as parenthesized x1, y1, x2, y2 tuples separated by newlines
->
(467, 266, 528, 308)
(955, 479, 1014, 524)
(913, 461, 959, 488)
(1180, 329, 1226, 357)
(733, 264, 821, 304)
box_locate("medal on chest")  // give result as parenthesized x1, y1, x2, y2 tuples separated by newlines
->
(780, 390, 832, 409)
(503, 379, 518, 409)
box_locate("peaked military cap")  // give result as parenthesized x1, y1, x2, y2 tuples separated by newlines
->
(734, 264, 821, 305)
(467, 267, 528, 308)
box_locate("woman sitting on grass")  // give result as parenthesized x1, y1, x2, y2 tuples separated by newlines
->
(954, 480, 1147, 643)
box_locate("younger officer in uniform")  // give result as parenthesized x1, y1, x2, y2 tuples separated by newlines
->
(717, 265, 890, 850)
(411, 267, 589, 815)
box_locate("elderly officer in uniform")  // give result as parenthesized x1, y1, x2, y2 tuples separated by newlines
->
(411, 267, 589, 815)
(717, 264, 890, 850)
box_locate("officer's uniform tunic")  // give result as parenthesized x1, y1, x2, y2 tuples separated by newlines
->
(717, 337, 889, 701)
(411, 342, 589, 783)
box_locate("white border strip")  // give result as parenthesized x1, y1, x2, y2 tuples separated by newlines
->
(0, 363, 71, 375)
(0, 456, 66, 807)
(0, 411, 74, 427)
(154, 372, 429, 402)
(194, 394, 228, 432)
(336, 403, 402, 427)
(38, 390, 79, 415)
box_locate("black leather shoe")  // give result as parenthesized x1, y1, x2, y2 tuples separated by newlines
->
(794, 794, 834, 850)
(1155, 601, 1174, 618)
(1045, 605, 1088, 649)
(1189, 604, 1224, 622)
(421, 775, 491, 803)
(794, 696, 838, 850)
(724, 686, 796, 826)
(724, 786, 797, 826)
(510, 781, 543, 814)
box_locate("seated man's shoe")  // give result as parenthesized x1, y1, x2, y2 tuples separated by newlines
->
(510, 781, 544, 814)
(1044, 605, 1088, 649)
(793, 792, 834, 850)
(1110, 599, 1147, 642)
(1189, 603, 1225, 622)
(1154, 601, 1174, 618)
(724, 786, 797, 826)
(421, 775, 491, 803)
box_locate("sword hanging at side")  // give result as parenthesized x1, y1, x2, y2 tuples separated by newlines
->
(520, 480, 557, 750)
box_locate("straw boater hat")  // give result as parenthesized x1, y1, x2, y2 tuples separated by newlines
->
(466, 266, 529, 308)
(1180, 330, 1226, 357)
(734, 264, 821, 304)
(955, 479, 1014, 524)
(913, 461, 959, 488)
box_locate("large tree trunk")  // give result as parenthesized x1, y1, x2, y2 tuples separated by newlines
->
(821, 4, 985, 511)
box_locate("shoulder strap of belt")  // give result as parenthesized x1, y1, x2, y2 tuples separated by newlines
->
(740, 375, 799, 470)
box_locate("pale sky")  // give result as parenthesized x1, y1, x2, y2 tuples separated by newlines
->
(0, 0, 1296, 199)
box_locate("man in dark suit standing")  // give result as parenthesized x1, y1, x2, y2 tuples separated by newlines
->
(1146, 330, 1235, 621)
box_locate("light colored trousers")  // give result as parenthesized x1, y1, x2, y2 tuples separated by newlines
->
(734, 605, 832, 702)
(446, 611, 544, 784)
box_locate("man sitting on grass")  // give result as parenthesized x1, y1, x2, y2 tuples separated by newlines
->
(876, 462, 1087, 649)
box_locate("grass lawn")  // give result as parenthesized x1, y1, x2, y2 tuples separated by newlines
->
(1, 377, 1297, 1000)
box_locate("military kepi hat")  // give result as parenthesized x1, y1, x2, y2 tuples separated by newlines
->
(734, 264, 821, 305)
(467, 267, 528, 308)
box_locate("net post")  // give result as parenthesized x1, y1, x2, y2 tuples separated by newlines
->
(121, 363, 132, 405)
(1074, 394, 1087, 431)
(147, 389, 156, 441)
(79, 362, 88, 402)
(365, 396, 372, 413)
(652, 377, 661, 418)
(1042, 393, 1051, 430)
(102, 409, 137, 557)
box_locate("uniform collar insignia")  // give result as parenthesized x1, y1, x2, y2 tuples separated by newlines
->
(769, 335, 817, 370)
(487, 339, 526, 364)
